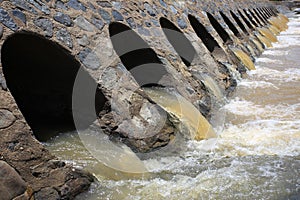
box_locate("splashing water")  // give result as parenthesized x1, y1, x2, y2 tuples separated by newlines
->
(257, 27, 278, 42)
(231, 48, 256, 70)
(143, 87, 217, 140)
(45, 14, 299, 200)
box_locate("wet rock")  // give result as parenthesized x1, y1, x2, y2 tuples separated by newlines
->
(74, 16, 94, 32)
(55, 0, 67, 10)
(34, 17, 53, 37)
(34, 187, 59, 200)
(77, 34, 89, 46)
(56, 28, 73, 49)
(144, 3, 156, 17)
(126, 17, 136, 29)
(91, 17, 104, 30)
(67, 0, 86, 11)
(0, 7, 18, 31)
(78, 48, 101, 70)
(0, 161, 27, 200)
(96, 1, 112, 8)
(54, 12, 73, 27)
(26, 0, 50, 14)
(0, 109, 16, 129)
(11, 0, 38, 15)
(12, 10, 26, 24)
(177, 17, 187, 29)
(112, 10, 123, 21)
(98, 9, 111, 23)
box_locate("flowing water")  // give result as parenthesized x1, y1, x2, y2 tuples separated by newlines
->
(45, 14, 300, 199)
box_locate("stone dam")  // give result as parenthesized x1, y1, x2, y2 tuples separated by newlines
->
(0, 0, 293, 199)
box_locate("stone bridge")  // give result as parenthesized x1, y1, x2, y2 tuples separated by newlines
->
(0, 0, 287, 199)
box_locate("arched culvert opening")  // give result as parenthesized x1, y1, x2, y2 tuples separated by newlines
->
(258, 8, 270, 20)
(109, 22, 168, 87)
(230, 10, 248, 34)
(2, 32, 106, 141)
(262, 7, 271, 18)
(249, 9, 264, 26)
(243, 9, 258, 27)
(238, 10, 255, 30)
(160, 17, 196, 67)
(253, 8, 267, 25)
(220, 11, 241, 38)
(206, 12, 231, 44)
(188, 14, 220, 53)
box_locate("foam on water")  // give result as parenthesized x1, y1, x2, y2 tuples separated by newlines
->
(49, 14, 300, 200)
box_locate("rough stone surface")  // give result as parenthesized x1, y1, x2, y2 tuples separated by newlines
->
(98, 9, 111, 23)
(33, 17, 53, 37)
(11, 0, 38, 15)
(78, 48, 101, 70)
(54, 12, 73, 27)
(12, 9, 26, 24)
(0, 161, 27, 200)
(67, 0, 86, 11)
(74, 16, 94, 32)
(0, 7, 18, 31)
(56, 28, 73, 48)
(0, 109, 16, 129)
(0, 0, 281, 198)
(91, 16, 104, 30)
(112, 10, 123, 21)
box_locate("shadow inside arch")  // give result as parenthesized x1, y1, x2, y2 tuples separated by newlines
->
(1, 31, 106, 141)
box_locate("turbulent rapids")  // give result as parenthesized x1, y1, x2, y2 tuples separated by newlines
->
(43, 10, 300, 199)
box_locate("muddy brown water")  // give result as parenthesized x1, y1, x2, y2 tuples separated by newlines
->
(45, 14, 300, 200)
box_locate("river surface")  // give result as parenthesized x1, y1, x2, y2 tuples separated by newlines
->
(45, 14, 300, 199)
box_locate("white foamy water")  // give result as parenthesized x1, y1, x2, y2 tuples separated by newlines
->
(46, 14, 300, 200)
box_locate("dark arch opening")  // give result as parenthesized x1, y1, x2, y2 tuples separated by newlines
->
(253, 8, 267, 24)
(220, 11, 241, 37)
(249, 9, 264, 26)
(159, 17, 196, 67)
(243, 9, 258, 27)
(262, 7, 271, 18)
(2, 32, 106, 141)
(238, 10, 254, 30)
(230, 10, 248, 34)
(109, 22, 167, 87)
(263, 7, 271, 18)
(258, 8, 270, 20)
(206, 12, 231, 44)
(188, 14, 220, 53)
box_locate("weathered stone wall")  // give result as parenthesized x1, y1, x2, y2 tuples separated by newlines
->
(0, 0, 282, 199)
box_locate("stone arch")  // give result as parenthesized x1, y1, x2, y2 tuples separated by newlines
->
(230, 10, 248, 34)
(206, 12, 231, 44)
(109, 22, 167, 87)
(238, 10, 255, 30)
(159, 17, 196, 67)
(1, 32, 106, 141)
(188, 14, 220, 53)
(253, 8, 267, 25)
(243, 9, 258, 27)
(220, 11, 241, 37)
(249, 9, 264, 26)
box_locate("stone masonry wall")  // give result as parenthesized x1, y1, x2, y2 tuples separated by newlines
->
(0, 0, 280, 199)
